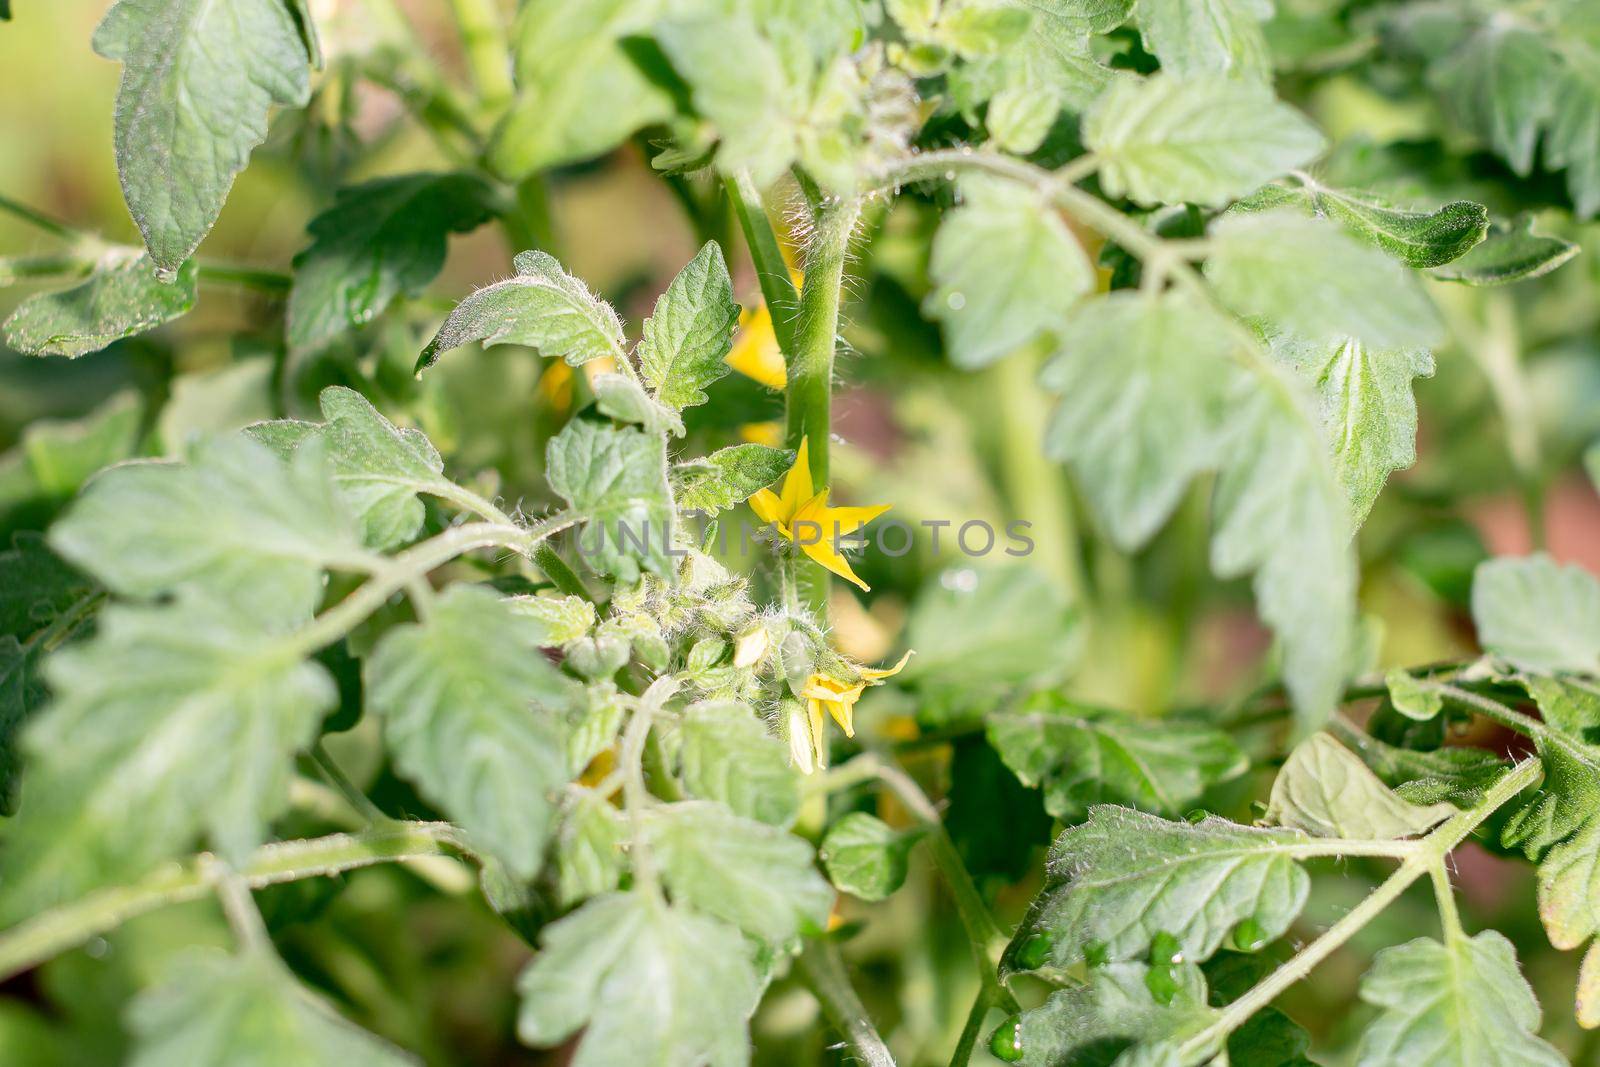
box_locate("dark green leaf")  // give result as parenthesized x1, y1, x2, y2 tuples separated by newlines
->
(639, 242, 740, 412)
(1428, 217, 1580, 286)
(989, 692, 1246, 820)
(820, 812, 923, 902)
(93, 0, 312, 271)
(287, 173, 494, 356)
(0, 532, 93, 642)
(1310, 188, 1487, 268)
(3, 255, 196, 358)
(673, 444, 793, 517)
(367, 585, 577, 877)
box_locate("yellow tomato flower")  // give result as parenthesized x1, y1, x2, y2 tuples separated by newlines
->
(725, 300, 788, 390)
(749, 437, 891, 592)
(788, 650, 913, 772)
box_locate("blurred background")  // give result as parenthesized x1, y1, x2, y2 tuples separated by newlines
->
(3, 1, 1600, 1063)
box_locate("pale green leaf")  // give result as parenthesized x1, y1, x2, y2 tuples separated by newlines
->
(925, 174, 1094, 369)
(546, 419, 675, 581)
(1041, 0, 1135, 35)
(593, 373, 684, 437)
(645, 800, 832, 945)
(93, 0, 311, 271)
(1429, 217, 1580, 286)
(640, 242, 740, 411)
(503, 593, 596, 646)
(158, 358, 276, 452)
(48, 434, 367, 623)
(679, 699, 801, 827)
(820, 812, 923, 902)
(7, 391, 143, 503)
(489, 0, 673, 178)
(1002, 807, 1311, 976)
(516, 892, 762, 1067)
(1356, 932, 1565, 1066)
(1206, 209, 1441, 350)
(1472, 554, 1600, 675)
(673, 444, 793, 516)
(1043, 292, 1236, 547)
(247, 386, 449, 550)
(1266, 733, 1455, 839)
(1085, 74, 1324, 208)
(366, 585, 577, 877)
(287, 173, 494, 356)
(1269, 332, 1433, 522)
(1137, 0, 1273, 80)
(1429, 21, 1556, 176)
(0, 596, 334, 917)
(1547, 47, 1600, 219)
(3, 254, 196, 358)
(551, 791, 626, 908)
(419, 250, 628, 371)
(128, 949, 417, 1067)
(1004, 960, 1221, 1067)
(989, 693, 1247, 821)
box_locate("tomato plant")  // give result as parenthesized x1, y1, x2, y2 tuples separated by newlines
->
(2, 1, 1600, 1064)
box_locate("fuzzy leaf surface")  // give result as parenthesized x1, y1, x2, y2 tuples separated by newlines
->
(820, 812, 923, 902)
(640, 242, 741, 411)
(3, 255, 196, 358)
(93, 0, 311, 271)
(1472, 554, 1600, 674)
(1266, 733, 1455, 839)
(546, 419, 674, 581)
(679, 700, 800, 827)
(366, 585, 576, 877)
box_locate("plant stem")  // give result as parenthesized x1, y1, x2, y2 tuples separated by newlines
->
(1177, 758, 1543, 1058)
(949, 987, 991, 1067)
(205, 858, 272, 952)
(1432, 682, 1549, 740)
(797, 938, 897, 1067)
(621, 677, 679, 898)
(196, 261, 292, 294)
(310, 741, 387, 824)
(990, 347, 1083, 600)
(0, 252, 92, 284)
(0, 193, 81, 242)
(785, 199, 859, 615)
(725, 173, 802, 357)
(0, 823, 471, 981)
(449, 0, 514, 110)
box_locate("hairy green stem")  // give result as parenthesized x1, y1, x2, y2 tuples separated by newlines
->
(797, 938, 897, 1067)
(206, 858, 272, 952)
(0, 252, 91, 284)
(726, 173, 802, 356)
(1177, 758, 1543, 1058)
(0, 193, 81, 242)
(197, 261, 292, 294)
(449, 0, 514, 110)
(785, 200, 859, 615)
(0, 823, 471, 981)
(950, 987, 992, 1067)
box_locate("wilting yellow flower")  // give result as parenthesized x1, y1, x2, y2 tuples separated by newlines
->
(787, 651, 913, 772)
(749, 438, 891, 592)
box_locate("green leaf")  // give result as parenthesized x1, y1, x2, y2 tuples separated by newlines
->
(1206, 210, 1441, 350)
(1547, 47, 1600, 219)
(1306, 187, 1487, 269)
(1356, 932, 1565, 1066)
(516, 892, 762, 1067)
(1337, 724, 1508, 808)
(673, 444, 793, 516)
(247, 387, 448, 551)
(0, 532, 94, 642)
(679, 699, 801, 828)
(0, 636, 45, 817)
(93, 0, 311, 272)
(1265, 733, 1455, 839)
(551, 791, 627, 908)
(654, 16, 798, 188)
(644, 800, 832, 945)
(1043, 292, 1236, 547)
(366, 585, 577, 877)
(989, 692, 1246, 821)
(1003, 807, 1311, 977)
(287, 173, 494, 356)
(593, 373, 684, 437)
(48, 434, 366, 623)
(900, 565, 1082, 714)
(1004, 960, 1221, 1066)
(1428, 21, 1556, 176)
(0, 596, 334, 917)
(127, 949, 417, 1067)
(1385, 667, 1444, 721)
(819, 812, 924, 902)
(639, 242, 740, 411)
(925, 174, 1094, 369)
(546, 419, 675, 581)
(1137, 0, 1272, 80)
(503, 592, 596, 646)
(488, 0, 674, 179)
(1046, 0, 1135, 36)
(3, 254, 196, 358)
(418, 250, 629, 371)
(1428, 216, 1580, 286)
(8, 391, 143, 504)
(1085, 75, 1325, 208)
(1269, 332, 1433, 522)
(1472, 554, 1600, 675)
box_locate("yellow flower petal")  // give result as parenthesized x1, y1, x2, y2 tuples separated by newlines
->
(726, 303, 788, 390)
(800, 536, 873, 592)
(738, 421, 784, 448)
(776, 437, 814, 520)
(807, 698, 830, 770)
(748, 487, 785, 530)
(858, 649, 914, 681)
